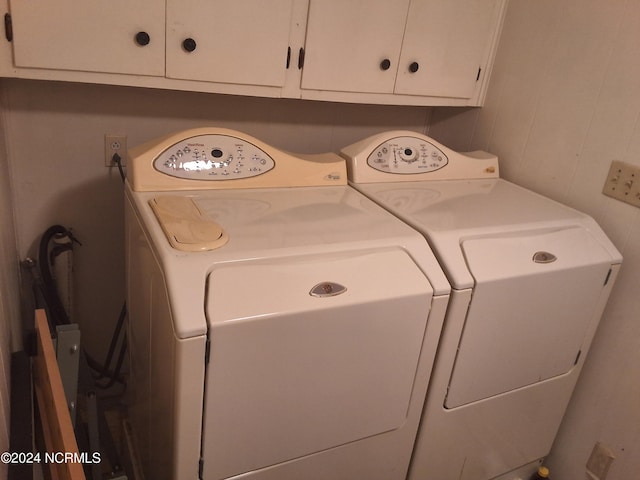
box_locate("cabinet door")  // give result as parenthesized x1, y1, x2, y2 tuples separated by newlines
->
(395, 0, 503, 98)
(166, 0, 294, 87)
(300, 0, 410, 94)
(9, 0, 164, 76)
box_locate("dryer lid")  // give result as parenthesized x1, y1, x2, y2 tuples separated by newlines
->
(461, 226, 613, 282)
(445, 227, 613, 408)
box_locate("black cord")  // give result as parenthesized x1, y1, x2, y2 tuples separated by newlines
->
(112, 153, 126, 183)
(89, 302, 127, 387)
(95, 334, 127, 390)
(92, 302, 126, 380)
(36, 225, 127, 387)
(38, 225, 73, 326)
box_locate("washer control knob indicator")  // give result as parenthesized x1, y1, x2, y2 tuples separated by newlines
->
(366, 136, 448, 175)
(399, 147, 418, 163)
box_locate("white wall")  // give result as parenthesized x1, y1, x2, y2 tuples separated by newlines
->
(429, 0, 640, 478)
(1, 77, 432, 360)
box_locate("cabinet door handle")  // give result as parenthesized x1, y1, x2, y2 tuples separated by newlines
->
(408, 62, 419, 73)
(298, 47, 305, 69)
(135, 31, 151, 46)
(4, 13, 13, 42)
(380, 58, 391, 71)
(182, 38, 197, 53)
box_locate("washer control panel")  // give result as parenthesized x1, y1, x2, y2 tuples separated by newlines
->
(367, 136, 448, 174)
(154, 134, 275, 180)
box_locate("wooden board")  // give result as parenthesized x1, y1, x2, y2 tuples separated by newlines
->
(33, 309, 86, 480)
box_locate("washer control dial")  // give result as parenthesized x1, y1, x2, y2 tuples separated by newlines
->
(367, 136, 448, 174)
(153, 134, 275, 180)
(399, 147, 419, 163)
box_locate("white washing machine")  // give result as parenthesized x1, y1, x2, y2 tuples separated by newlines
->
(341, 131, 622, 480)
(124, 127, 451, 480)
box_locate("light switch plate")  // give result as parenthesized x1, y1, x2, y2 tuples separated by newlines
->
(602, 160, 640, 208)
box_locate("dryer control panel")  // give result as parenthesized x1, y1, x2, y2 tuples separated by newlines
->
(341, 130, 500, 184)
(367, 136, 448, 174)
(154, 134, 275, 181)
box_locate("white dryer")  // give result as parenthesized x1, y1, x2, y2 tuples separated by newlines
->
(124, 128, 451, 480)
(341, 131, 622, 480)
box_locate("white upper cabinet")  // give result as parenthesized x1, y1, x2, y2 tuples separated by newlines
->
(300, 1, 410, 94)
(2, 0, 506, 106)
(166, 0, 294, 87)
(9, 0, 165, 76)
(395, 0, 504, 99)
(300, 0, 505, 102)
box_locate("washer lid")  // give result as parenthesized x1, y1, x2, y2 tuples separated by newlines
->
(202, 249, 433, 478)
(128, 184, 451, 339)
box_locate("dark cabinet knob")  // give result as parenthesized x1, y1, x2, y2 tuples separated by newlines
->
(409, 62, 419, 73)
(135, 31, 150, 46)
(380, 58, 391, 71)
(183, 38, 197, 52)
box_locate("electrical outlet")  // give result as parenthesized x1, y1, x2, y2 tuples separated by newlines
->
(104, 134, 127, 167)
(602, 160, 640, 207)
(586, 442, 615, 480)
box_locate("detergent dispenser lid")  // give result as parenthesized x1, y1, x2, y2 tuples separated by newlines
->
(149, 195, 229, 251)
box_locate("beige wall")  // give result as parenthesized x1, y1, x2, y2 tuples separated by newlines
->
(430, 1, 640, 478)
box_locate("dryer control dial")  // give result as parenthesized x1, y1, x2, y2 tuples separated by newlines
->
(153, 134, 275, 180)
(367, 136, 448, 174)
